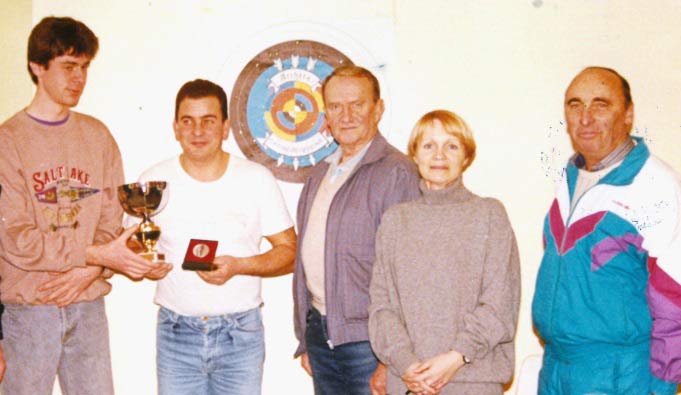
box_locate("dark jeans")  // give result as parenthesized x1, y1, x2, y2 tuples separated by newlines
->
(305, 308, 378, 395)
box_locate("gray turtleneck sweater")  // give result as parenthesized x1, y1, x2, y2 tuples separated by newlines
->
(369, 179, 521, 395)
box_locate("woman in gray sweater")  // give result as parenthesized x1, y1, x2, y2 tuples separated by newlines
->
(368, 110, 521, 395)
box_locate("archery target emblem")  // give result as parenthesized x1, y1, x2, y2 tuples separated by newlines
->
(230, 40, 353, 183)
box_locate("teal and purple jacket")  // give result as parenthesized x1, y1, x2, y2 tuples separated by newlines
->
(532, 138, 681, 382)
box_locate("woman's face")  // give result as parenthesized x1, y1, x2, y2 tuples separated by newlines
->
(413, 120, 468, 190)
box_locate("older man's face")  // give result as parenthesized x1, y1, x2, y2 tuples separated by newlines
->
(564, 68, 634, 170)
(323, 76, 384, 160)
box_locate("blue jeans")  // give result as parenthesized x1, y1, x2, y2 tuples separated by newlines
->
(0, 298, 114, 395)
(156, 306, 265, 395)
(305, 308, 378, 395)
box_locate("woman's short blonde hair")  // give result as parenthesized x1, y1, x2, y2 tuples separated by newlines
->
(407, 109, 477, 171)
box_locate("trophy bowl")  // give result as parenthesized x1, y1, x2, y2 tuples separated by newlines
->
(117, 181, 168, 262)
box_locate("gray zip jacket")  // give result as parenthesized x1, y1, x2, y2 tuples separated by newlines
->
(293, 133, 420, 356)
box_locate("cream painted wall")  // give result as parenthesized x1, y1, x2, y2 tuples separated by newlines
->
(2, 1, 680, 394)
(0, 1, 33, 121)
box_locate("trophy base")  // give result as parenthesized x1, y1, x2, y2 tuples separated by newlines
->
(140, 251, 165, 263)
(182, 261, 216, 271)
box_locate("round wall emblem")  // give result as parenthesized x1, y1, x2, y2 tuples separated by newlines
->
(230, 40, 353, 183)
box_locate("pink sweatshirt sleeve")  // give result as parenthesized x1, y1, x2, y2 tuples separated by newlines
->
(92, 134, 124, 246)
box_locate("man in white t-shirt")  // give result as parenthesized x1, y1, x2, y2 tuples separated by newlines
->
(134, 79, 296, 395)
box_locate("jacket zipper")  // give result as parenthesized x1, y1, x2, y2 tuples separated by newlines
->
(322, 160, 365, 350)
(548, 181, 597, 345)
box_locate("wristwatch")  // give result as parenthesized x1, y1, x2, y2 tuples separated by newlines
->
(462, 354, 471, 364)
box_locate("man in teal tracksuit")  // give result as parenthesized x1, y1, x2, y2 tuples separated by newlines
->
(532, 67, 681, 395)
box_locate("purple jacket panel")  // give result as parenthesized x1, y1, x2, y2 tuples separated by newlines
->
(293, 133, 420, 356)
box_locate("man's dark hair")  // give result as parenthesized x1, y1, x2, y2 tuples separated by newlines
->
(175, 79, 228, 120)
(583, 66, 633, 107)
(27, 16, 99, 84)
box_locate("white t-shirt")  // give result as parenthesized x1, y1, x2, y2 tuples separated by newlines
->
(135, 155, 293, 316)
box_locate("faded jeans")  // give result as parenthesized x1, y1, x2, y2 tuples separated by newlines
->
(0, 297, 114, 395)
(156, 305, 265, 395)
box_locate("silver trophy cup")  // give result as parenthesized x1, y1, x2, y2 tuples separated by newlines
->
(117, 181, 168, 262)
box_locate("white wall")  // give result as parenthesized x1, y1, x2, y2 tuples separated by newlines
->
(5, 1, 681, 394)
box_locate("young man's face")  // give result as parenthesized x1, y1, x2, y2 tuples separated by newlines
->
(31, 54, 92, 109)
(174, 96, 229, 163)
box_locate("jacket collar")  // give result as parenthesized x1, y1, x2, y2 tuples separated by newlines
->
(316, 132, 394, 175)
(569, 137, 635, 171)
(566, 136, 650, 198)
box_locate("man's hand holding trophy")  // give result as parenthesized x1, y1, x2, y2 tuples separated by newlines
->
(118, 181, 174, 280)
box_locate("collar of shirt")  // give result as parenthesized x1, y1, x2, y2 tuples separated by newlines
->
(570, 137, 635, 171)
(325, 140, 373, 183)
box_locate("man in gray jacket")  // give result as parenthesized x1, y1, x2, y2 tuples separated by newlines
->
(292, 65, 420, 395)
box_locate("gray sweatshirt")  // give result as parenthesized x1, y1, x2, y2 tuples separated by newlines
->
(369, 179, 521, 395)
